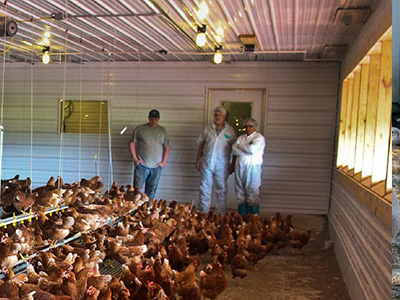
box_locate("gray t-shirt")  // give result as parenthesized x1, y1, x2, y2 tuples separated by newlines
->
(132, 124, 170, 168)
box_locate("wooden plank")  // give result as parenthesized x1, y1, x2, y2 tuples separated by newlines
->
(334, 170, 391, 228)
(329, 184, 391, 299)
(342, 77, 354, 168)
(348, 70, 361, 170)
(353, 172, 362, 182)
(362, 53, 381, 180)
(386, 135, 392, 195)
(371, 39, 391, 184)
(361, 176, 372, 188)
(336, 80, 348, 167)
(384, 193, 391, 202)
(371, 181, 386, 197)
(354, 63, 370, 174)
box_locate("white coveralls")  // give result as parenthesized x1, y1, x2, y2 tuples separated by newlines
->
(232, 132, 266, 206)
(197, 123, 236, 215)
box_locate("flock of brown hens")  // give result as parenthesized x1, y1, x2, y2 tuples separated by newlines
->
(0, 175, 312, 300)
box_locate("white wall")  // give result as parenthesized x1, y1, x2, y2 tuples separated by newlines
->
(0, 61, 338, 214)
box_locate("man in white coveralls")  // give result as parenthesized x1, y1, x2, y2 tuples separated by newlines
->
(196, 106, 236, 215)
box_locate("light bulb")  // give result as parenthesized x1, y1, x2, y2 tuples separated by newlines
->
(196, 32, 206, 47)
(199, 2, 209, 19)
(42, 52, 50, 64)
(214, 51, 222, 64)
(217, 26, 224, 36)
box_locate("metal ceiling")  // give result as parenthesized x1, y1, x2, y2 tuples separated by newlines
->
(0, 0, 379, 63)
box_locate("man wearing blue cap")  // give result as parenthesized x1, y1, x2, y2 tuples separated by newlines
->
(129, 109, 170, 199)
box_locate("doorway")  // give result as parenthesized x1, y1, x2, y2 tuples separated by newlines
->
(206, 88, 266, 210)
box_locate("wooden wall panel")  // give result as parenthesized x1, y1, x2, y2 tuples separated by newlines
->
(332, 6, 391, 298)
(329, 177, 391, 300)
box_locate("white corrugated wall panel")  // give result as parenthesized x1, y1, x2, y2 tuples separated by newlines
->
(1, 61, 338, 214)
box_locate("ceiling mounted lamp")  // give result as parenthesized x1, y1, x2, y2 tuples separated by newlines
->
(213, 46, 223, 64)
(196, 25, 206, 47)
(42, 46, 50, 64)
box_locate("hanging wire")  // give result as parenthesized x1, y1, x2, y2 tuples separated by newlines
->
(131, 48, 141, 184)
(58, 2, 69, 188)
(0, 37, 13, 55)
(106, 54, 113, 187)
(78, 37, 83, 181)
(97, 54, 105, 175)
(30, 20, 34, 181)
(0, 3, 8, 128)
(107, 28, 118, 188)
(0, 3, 8, 202)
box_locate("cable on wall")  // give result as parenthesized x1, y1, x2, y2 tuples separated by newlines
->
(106, 54, 113, 188)
(106, 28, 118, 188)
(131, 48, 141, 185)
(97, 52, 105, 176)
(0, 3, 8, 128)
(0, 37, 13, 55)
(29, 20, 34, 181)
(78, 36, 83, 181)
(0, 3, 9, 202)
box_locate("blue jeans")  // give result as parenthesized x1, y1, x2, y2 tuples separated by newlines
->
(134, 164, 162, 199)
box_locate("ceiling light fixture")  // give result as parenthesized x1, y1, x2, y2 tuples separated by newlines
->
(196, 25, 206, 47)
(213, 46, 222, 64)
(42, 46, 50, 64)
(22, 40, 32, 46)
(198, 2, 209, 20)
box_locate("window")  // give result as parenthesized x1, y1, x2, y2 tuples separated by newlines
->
(222, 102, 252, 137)
(59, 100, 108, 134)
(336, 27, 392, 201)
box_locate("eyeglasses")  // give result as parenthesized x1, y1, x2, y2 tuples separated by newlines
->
(244, 125, 254, 128)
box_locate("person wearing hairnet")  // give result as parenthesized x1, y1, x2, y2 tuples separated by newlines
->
(232, 118, 265, 215)
(196, 106, 236, 215)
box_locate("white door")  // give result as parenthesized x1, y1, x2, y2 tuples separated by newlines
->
(206, 88, 266, 211)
